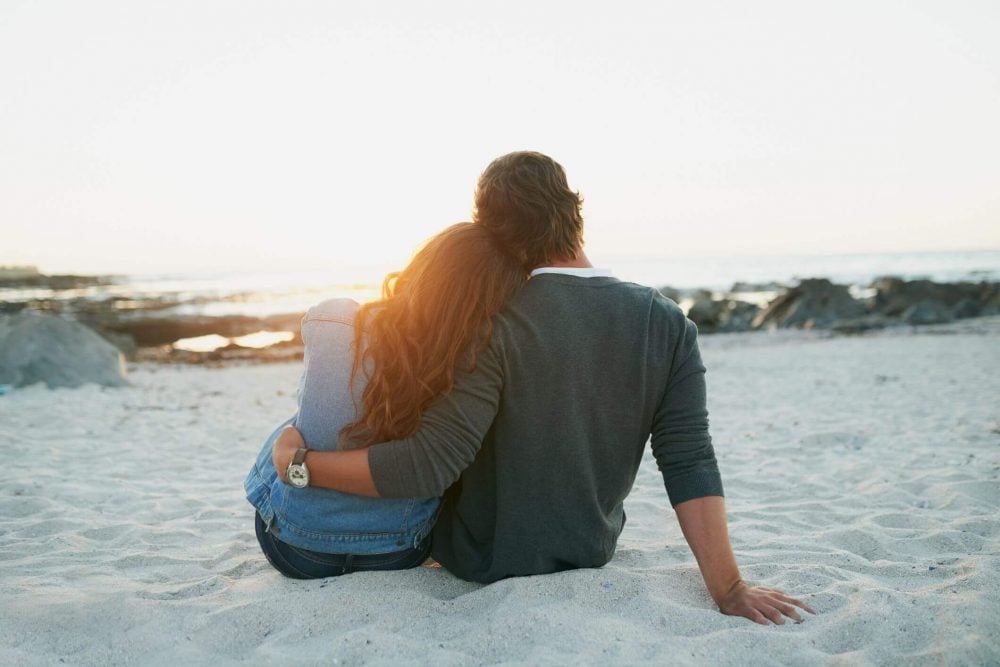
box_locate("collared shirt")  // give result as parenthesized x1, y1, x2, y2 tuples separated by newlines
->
(529, 266, 615, 279)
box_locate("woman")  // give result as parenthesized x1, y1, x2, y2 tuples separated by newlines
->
(245, 222, 525, 578)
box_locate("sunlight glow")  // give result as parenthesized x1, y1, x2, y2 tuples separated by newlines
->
(231, 330, 295, 349)
(1, 2, 998, 274)
(172, 334, 230, 353)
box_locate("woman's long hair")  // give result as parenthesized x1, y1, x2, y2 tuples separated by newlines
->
(339, 222, 526, 449)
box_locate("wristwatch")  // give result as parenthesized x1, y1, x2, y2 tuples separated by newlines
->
(286, 448, 310, 488)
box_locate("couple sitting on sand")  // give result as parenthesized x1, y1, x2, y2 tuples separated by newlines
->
(245, 151, 813, 625)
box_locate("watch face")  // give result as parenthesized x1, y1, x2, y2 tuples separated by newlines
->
(288, 464, 309, 488)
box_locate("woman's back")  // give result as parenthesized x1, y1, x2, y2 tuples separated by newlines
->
(245, 298, 439, 555)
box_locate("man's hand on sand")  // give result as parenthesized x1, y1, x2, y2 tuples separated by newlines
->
(272, 425, 306, 483)
(717, 581, 816, 625)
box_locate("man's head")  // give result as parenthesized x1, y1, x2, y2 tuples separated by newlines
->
(473, 151, 584, 270)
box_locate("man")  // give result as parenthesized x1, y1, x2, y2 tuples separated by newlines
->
(273, 151, 813, 625)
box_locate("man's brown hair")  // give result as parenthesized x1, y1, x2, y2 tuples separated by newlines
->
(473, 151, 584, 270)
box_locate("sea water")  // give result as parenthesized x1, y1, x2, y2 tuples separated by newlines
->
(2, 249, 998, 319)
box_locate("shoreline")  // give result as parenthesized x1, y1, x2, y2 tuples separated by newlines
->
(2, 266, 999, 369)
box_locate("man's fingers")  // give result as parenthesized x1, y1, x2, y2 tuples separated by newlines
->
(773, 601, 803, 622)
(759, 587, 817, 615)
(762, 605, 785, 625)
(748, 609, 770, 626)
(775, 593, 817, 615)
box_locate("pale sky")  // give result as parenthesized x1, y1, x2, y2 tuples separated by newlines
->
(1, 0, 998, 274)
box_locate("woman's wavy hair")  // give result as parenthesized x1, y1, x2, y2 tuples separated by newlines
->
(339, 222, 526, 449)
(473, 151, 585, 271)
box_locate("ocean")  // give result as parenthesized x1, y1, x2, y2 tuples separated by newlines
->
(3, 250, 998, 320)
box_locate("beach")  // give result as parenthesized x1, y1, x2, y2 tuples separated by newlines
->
(1, 317, 998, 665)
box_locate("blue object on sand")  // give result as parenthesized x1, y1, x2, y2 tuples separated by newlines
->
(0, 384, 12, 396)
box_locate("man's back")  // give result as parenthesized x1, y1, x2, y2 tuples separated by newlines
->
(368, 273, 723, 583)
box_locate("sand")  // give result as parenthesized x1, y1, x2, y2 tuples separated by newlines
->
(1, 317, 998, 665)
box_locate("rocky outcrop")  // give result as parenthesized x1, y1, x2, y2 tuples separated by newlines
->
(95, 313, 304, 348)
(869, 278, 998, 320)
(830, 314, 898, 334)
(752, 279, 866, 330)
(657, 286, 682, 303)
(0, 270, 111, 290)
(687, 299, 759, 333)
(0, 311, 127, 388)
(902, 300, 955, 325)
(730, 280, 786, 293)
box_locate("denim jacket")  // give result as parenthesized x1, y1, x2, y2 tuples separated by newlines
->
(245, 298, 439, 554)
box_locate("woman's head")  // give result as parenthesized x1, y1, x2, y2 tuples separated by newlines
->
(341, 222, 526, 449)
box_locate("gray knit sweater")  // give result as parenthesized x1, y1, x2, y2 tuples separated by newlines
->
(368, 274, 723, 583)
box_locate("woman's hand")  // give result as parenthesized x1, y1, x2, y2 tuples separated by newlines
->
(716, 580, 816, 625)
(272, 425, 306, 482)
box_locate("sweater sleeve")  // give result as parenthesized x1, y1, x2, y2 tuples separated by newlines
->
(366, 340, 505, 498)
(650, 316, 724, 507)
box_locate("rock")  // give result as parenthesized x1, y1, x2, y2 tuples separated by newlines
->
(952, 298, 980, 319)
(687, 299, 758, 333)
(830, 314, 895, 334)
(0, 310, 128, 388)
(752, 278, 866, 330)
(657, 286, 681, 303)
(719, 301, 759, 332)
(96, 330, 138, 360)
(0, 265, 41, 280)
(902, 300, 955, 325)
(869, 278, 989, 317)
(730, 280, 786, 293)
(100, 312, 304, 348)
(979, 284, 1000, 316)
(692, 289, 715, 302)
(687, 299, 724, 331)
(0, 270, 111, 290)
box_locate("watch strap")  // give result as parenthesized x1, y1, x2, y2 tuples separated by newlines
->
(292, 447, 308, 466)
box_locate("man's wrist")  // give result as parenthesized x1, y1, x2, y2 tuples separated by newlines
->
(711, 578, 746, 605)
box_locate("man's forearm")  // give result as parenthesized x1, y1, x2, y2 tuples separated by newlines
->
(306, 448, 379, 496)
(274, 426, 380, 496)
(674, 495, 742, 603)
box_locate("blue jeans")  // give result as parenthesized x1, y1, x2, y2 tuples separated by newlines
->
(254, 513, 431, 579)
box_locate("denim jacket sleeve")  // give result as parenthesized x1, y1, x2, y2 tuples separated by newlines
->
(293, 298, 362, 451)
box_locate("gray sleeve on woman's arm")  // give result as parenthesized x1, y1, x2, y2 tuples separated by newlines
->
(650, 317, 724, 507)
(366, 342, 505, 498)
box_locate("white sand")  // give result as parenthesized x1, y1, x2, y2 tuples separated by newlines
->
(1, 318, 998, 665)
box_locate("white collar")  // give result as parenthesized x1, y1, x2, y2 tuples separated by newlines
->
(530, 266, 615, 278)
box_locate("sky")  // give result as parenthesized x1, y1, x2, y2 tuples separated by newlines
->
(1, 0, 998, 274)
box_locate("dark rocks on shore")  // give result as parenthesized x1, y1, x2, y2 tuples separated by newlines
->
(902, 300, 955, 325)
(0, 311, 127, 388)
(869, 277, 997, 319)
(96, 330, 139, 360)
(738, 277, 1000, 334)
(751, 278, 866, 330)
(657, 286, 682, 303)
(687, 298, 760, 334)
(0, 270, 113, 291)
(829, 314, 899, 334)
(136, 341, 304, 366)
(729, 280, 787, 293)
(96, 312, 305, 348)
